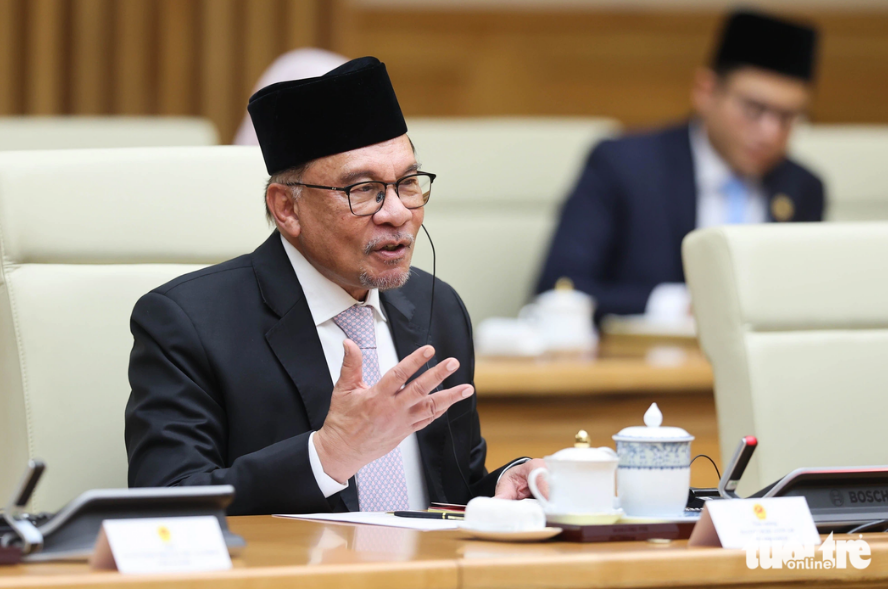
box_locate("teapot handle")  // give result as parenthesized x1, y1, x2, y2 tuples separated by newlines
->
(527, 467, 551, 510)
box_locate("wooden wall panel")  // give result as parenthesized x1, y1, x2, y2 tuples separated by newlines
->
(284, 0, 321, 49)
(26, 0, 66, 114)
(244, 0, 280, 99)
(334, 7, 888, 128)
(114, 0, 155, 114)
(157, 0, 197, 115)
(0, 0, 23, 114)
(71, 0, 111, 114)
(0, 0, 326, 141)
(0, 1, 884, 142)
(201, 0, 240, 143)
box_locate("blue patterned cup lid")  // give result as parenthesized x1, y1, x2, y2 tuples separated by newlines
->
(612, 403, 694, 443)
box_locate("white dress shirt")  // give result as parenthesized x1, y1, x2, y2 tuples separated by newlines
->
(280, 235, 429, 510)
(689, 121, 768, 229)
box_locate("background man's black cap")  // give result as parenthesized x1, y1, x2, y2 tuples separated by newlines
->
(713, 10, 818, 81)
(248, 56, 408, 175)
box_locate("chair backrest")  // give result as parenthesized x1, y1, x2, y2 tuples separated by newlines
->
(0, 146, 270, 512)
(0, 116, 218, 150)
(683, 223, 888, 495)
(790, 125, 888, 221)
(406, 117, 620, 325)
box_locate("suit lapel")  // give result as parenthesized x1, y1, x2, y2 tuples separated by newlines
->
(381, 287, 449, 504)
(252, 232, 359, 510)
(253, 232, 332, 432)
(763, 161, 801, 223)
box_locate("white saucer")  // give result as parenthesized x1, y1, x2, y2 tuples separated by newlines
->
(618, 512, 700, 524)
(458, 525, 563, 542)
(545, 509, 624, 526)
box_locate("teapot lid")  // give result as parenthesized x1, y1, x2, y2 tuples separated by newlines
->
(612, 403, 694, 443)
(547, 430, 618, 462)
(535, 278, 595, 309)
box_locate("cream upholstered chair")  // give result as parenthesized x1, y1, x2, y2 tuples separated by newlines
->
(0, 116, 218, 150)
(407, 117, 620, 325)
(683, 223, 888, 496)
(790, 125, 888, 221)
(0, 146, 269, 512)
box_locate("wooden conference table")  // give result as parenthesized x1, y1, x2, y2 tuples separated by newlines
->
(473, 339, 720, 488)
(2, 516, 887, 589)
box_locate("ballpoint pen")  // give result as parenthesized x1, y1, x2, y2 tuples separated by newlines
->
(391, 510, 464, 520)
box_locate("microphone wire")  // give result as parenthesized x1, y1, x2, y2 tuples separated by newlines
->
(419, 224, 472, 496)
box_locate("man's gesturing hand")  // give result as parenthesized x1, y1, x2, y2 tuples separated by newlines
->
(314, 340, 474, 484)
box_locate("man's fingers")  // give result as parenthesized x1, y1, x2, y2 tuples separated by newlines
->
(409, 384, 473, 426)
(375, 345, 435, 393)
(334, 339, 364, 390)
(493, 484, 516, 500)
(402, 357, 460, 401)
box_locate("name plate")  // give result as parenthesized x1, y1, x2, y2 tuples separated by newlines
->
(688, 497, 821, 548)
(90, 516, 232, 574)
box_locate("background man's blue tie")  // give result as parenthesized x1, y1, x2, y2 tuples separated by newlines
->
(722, 176, 748, 225)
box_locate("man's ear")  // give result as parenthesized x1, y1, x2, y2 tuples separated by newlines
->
(691, 67, 718, 115)
(266, 183, 301, 238)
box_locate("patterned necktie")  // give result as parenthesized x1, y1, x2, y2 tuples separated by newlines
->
(332, 304, 410, 512)
(722, 176, 748, 225)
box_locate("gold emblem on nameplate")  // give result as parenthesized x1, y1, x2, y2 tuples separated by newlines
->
(771, 194, 794, 222)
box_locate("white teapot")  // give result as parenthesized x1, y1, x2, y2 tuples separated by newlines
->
(528, 431, 618, 515)
(519, 278, 597, 354)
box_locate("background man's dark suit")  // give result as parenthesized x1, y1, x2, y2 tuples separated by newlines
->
(126, 232, 506, 515)
(536, 122, 825, 320)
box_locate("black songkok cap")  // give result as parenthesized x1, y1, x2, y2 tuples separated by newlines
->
(248, 56, 408, 175)
(713, 10, 818, 81)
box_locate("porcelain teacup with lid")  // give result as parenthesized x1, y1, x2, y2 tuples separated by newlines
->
(528, 431, 619, 515)
(612, 403, 694, 517)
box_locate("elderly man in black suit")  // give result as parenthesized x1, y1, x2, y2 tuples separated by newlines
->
(125, 57, 541, 515)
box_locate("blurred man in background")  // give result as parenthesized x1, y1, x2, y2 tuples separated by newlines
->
(537, 9, 824, 322)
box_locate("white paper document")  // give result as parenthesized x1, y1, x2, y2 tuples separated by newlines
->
(275, 511, 460, 531)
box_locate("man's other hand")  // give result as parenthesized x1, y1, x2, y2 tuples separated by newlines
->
(314, 340, 473, 484)
(493, 458, 548, 500)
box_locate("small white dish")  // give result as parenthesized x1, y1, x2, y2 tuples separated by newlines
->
(545, 509, 624, 526)
(458, 525, 562, 542)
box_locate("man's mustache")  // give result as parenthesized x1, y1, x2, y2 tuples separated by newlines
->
(363, 233, 414, 255)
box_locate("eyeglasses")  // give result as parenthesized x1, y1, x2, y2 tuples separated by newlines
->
(285, 172, 436, 217)
(727, 90, 805, 128)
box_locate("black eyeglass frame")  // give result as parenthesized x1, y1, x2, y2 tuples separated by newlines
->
(284, 172, 436, 217)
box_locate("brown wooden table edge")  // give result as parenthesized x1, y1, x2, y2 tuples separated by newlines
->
(0, 560, 459, 589)
(456, 542, 888, 589)
(473, 358, 714, 397)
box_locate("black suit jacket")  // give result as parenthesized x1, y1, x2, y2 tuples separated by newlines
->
(125, 232, 507, 515)
(536, 122, 825, 320)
